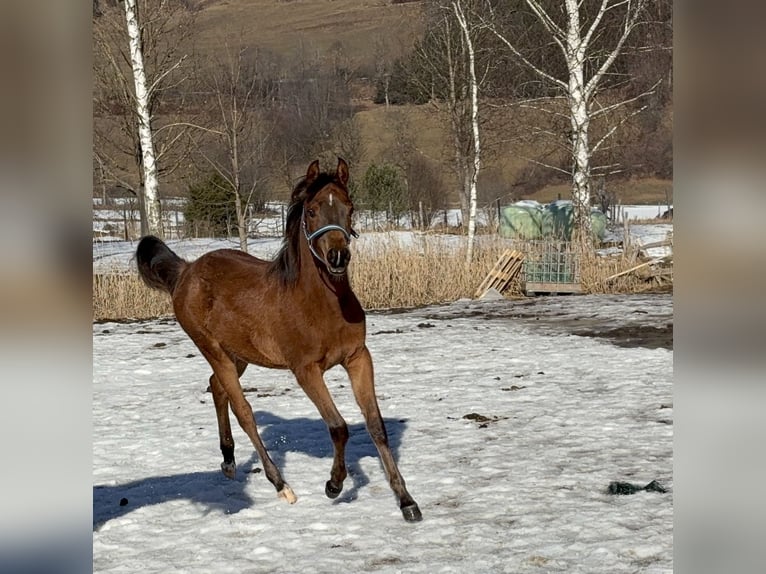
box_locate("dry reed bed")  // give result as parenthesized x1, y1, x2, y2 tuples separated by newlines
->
(92, 237, 664, 322)
(93, 272, 173, 321)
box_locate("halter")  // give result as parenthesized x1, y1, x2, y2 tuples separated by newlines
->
(302, 211, 358, 265)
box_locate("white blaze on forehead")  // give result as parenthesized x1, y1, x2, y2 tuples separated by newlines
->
(329, 193, 333, 207)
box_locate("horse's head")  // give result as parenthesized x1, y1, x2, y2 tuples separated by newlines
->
(299, 158, 357, 277)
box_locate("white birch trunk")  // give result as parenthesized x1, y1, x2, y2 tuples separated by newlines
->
(564, 0, 592, 241)
(124, 0, 162, 238)
(453, 0, 481, 264)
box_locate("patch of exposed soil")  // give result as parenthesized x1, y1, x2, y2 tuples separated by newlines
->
(572, 324, 673, 350)
(408, 294, 673, 351)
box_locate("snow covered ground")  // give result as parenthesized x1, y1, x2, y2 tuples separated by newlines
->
(93, 236, 284, 273)
(93, 294, 673, 573)
(602, 224, 673, 259)
(616, 205, 672, 222)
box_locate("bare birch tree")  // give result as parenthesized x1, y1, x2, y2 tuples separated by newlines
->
(405, 1, 493, 237)
(93, 0, 194, 238)
(123, 0, 162, 236)
(485, 0, 650, 242)
(452, 0, 482, 263)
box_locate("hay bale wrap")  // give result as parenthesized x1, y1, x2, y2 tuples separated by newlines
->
(498, 200, 544, 239)
(499, 200, 606, 241)
(547, 200, 607, 240)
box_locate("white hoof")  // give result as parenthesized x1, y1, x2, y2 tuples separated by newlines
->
(221, 461, 236, 479)
(278, 485, 297, 504)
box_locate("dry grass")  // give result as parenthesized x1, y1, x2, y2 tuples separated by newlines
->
(93, 273, 173, 321)
(579, 250, 671, 294)
(92, 236, 670, 321)
(92, 237, 511, 321)
(349, 235, 512, 309)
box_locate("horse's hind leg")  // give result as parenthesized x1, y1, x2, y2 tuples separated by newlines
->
(202, 344, 296, 503)
(343, 346, 422, 522)
(294, 364, 349, 499)
(209, 358, 247, 479)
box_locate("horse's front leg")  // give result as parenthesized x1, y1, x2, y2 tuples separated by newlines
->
(343, 346, 422, 522)
(293, 364, 349, 499)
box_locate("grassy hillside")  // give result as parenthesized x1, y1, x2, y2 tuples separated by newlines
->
(191, 0, 424, 70)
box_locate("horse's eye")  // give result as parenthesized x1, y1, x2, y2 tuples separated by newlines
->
(307, 208, 316, 218)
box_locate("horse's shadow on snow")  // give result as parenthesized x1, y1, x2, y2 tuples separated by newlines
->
(93, 411, 408, 530)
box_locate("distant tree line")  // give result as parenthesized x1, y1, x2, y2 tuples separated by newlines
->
(93, 0, 672, 245)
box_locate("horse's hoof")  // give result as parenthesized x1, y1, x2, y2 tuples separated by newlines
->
(325, 480, 343, 499)
(401, 503, 422, 522)
(278, 485, 297, 504)
(221, 461, 236, 479)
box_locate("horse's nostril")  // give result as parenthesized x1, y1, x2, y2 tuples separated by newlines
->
(328, 248, 350, 269)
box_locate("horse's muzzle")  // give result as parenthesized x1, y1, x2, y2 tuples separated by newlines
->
(326, 247, 351, 275)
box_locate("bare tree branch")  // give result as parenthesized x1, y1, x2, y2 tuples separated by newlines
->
(590, 78, 661, 118)
(485, 22, 567, 90)
(585, 0, 648, 100)
(526, 0, 567, 43)
(519, 155, 571, 176)
(147, 54, 187, 97)
(591, 103, 648, 155)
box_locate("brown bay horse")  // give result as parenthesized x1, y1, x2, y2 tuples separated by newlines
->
(135, 158, 422, 522)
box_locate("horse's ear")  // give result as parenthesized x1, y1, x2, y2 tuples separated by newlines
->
(292, 160, 320, 203)
(336, 157, 349, 186)
(305, 160, 320, 185)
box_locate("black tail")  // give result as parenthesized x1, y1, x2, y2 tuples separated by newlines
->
(136, 235, 187, 294)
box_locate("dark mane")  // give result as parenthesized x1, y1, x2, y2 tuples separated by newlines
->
(268, 171, 339, 285)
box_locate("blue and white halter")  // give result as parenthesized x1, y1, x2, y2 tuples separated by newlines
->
(302, 211, 358, 264)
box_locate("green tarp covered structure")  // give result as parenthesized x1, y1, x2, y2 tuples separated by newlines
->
(499, 200, 607, 241)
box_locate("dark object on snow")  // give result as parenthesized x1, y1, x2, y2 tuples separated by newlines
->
(119, 497, 129, 506)
(608, 480, 667, 495)
(463, 412, 492, 423)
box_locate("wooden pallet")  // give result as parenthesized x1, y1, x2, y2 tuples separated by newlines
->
(474, 249, 525, 298)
